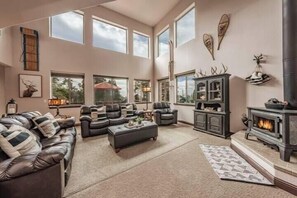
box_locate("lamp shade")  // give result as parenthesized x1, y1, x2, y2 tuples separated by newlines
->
(142, 87, 151, 92)
(48, 99, 66, 106)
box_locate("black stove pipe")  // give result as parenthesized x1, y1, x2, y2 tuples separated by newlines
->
(283, 0, 297, 109)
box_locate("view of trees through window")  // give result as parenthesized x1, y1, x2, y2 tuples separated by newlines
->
(51, 74, 84, 104)
(176, 73, 195, 104)
(134, 80, 150, 103)
(159, 78, 169, 102)
(94, 76, 128, 104)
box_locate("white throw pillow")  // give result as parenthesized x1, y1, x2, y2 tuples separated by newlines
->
(33, 116, 57, 138)
(44, 112, 61, 133)
(0, 127, 41, 158)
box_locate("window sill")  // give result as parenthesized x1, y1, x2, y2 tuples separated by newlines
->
(173, 103, 195, 107)
(49, 104, 83, 109)
(135, 102, 152, 104)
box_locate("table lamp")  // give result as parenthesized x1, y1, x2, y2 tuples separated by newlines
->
(48, 98, 66, 117)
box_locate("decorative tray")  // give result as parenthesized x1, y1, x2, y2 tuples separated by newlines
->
(265, 102, 284, 110)
(124, 123, 144, 129)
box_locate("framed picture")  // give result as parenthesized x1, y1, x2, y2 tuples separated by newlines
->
(19, 74, 42, 98)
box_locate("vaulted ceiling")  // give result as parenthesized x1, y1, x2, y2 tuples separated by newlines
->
(0, 0, 114, 28)
(101, 0, 181, 26)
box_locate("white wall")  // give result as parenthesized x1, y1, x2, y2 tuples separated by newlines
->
(4, 6, 154, 120)
(0, 67, 5, 115)
(153, 0, 282, 132)
(0, 27, 13, 66)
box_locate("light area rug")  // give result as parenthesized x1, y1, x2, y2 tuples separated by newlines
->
(64, 123, 199, 197)
(199, 144, 273, 185)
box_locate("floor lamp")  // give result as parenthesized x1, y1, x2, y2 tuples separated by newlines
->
(142, 86, 151, 110)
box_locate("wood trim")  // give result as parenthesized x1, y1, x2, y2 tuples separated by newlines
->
(174, 103, 195, 107)
(178, 120, 193, 126)
(231, 143, 297, 196)
(174, 70, 196, 77)
(157, 77, 169, 81)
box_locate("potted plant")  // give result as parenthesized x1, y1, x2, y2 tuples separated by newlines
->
(135, 116, 144, 124)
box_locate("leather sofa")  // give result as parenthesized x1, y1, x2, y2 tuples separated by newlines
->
(153, 102, 178, 126)
(0, 112, 76, 198)
(80, 103, 142, 138)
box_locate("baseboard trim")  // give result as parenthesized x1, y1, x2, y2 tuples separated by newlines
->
(178, 120, 193, 126)
(231, 143, 297, 196)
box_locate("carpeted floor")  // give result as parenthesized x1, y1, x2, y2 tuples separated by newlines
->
(64, 123, 199, 197)
(65, 123, 294, 198)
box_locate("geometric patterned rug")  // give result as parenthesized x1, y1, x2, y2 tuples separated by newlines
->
(199, 144, 273, 186)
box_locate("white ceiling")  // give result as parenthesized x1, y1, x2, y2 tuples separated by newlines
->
(102, 0, 181, 26)
(0, 0, 114, 28)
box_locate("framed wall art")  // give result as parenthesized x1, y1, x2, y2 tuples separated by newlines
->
(19, 74, 42, 98)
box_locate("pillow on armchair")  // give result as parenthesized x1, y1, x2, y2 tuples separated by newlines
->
(91, 106, 107, 120)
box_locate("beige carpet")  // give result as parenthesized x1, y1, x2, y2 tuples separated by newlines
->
(64, 123, 199, 197)
(67, 125, 294, 198)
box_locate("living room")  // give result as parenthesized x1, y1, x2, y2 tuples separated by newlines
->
(0, 0, 296, 197)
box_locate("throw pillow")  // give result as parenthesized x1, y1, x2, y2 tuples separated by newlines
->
(126, 105, 134, 116)
(0, 124, 7, 133)
(44, 112, 61, 133)
(0, 128, 41, 158)
(32, 116, 57, 138)
(91, 106, 107, 120)
(8, 124, 37, 141)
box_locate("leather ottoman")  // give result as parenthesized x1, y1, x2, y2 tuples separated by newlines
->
(108, 121, 158, 152)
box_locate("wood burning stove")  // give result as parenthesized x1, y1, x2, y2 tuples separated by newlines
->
(246, 107, 297, 162)
(251, 110, 282, 139)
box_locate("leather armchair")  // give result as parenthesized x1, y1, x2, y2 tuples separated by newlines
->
(153, 102, 178, 126)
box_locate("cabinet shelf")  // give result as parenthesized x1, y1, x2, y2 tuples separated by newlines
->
(193, 74, 230, 138)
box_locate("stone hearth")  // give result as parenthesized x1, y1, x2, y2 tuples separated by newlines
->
(231, 131, 297, 196)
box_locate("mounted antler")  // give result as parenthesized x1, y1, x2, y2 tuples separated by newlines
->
(211, 66, 218, 75)
(221, 64, 228, 74)
(198, 69, 207, 77)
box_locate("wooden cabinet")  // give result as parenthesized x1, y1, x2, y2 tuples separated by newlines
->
(193, 74, 230, 138)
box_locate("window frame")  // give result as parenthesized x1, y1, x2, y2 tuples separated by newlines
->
(175, 70, 195, 105)
(50, 10, 84, 44)
(157, 26, 170, 57)
(50, 72, 85, 106)
(174, 3, 196, 48)
(158, 77, 170, 102)
(93, 75, 129, 105)
(133, 79, 151, 104)
(133, 31, 150, 58)
(92, 16, 128, 54)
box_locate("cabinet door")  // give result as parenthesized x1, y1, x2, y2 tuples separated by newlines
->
(208, 79, 223, 102)
(194, 112, 207, 130)
(207, 114, 223, 134)
(196, 80, 207, 102)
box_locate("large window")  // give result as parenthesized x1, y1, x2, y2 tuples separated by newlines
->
(134, 80, 151, 103)
(51, 11, 84, 44)
(93, 18, 127, 53)
(133, 32, 149, 58)
(176, 72, 195, 104)
(158, 28, 169, 56)
(175, 7, 195, 47)
(51, 73, 84, 104)
(159, 78, 170, 102)
(94, 75, 128, 104)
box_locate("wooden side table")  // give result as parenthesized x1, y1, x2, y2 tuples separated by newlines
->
(143, 110, 153, 122)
